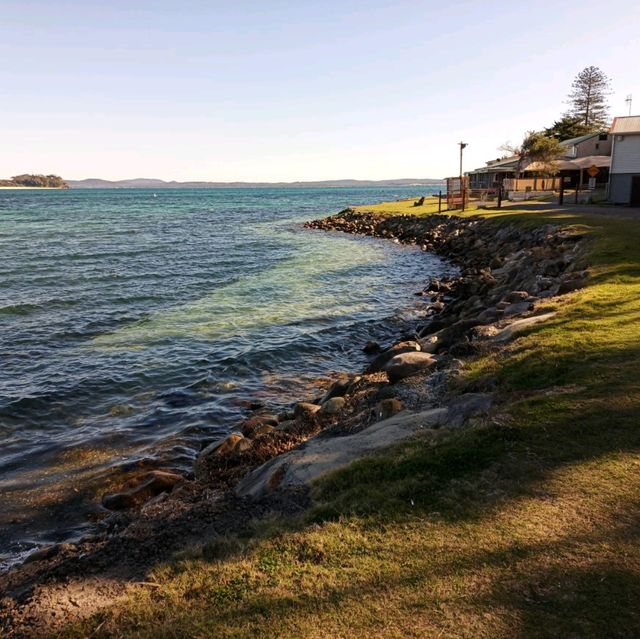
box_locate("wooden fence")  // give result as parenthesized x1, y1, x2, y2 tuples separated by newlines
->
(503, 177, 562, 192)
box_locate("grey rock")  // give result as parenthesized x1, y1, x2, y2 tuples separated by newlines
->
(502, 301, 532, 317)
(366, 340, 421, 373)
(385, 352, 437, 383)
(493, 312, 557, 343)
(235, 407, 449, 498)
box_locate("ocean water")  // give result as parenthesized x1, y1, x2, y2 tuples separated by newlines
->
(0, 186, 452, 566)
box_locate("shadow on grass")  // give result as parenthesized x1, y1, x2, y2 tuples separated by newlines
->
(79, 488, 640, 639)
(310, 392, 640, 524)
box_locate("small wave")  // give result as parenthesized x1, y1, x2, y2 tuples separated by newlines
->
(0, 302, 40, 316)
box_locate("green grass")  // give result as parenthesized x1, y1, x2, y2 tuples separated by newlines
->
(354, 196, 480, 217)
(60, 205, 640, 639)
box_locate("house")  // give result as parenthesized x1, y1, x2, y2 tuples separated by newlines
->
(468, 131, 612, 196)
(467, 155, 519, 193)
(559, 132, 612, 158)
(608, 116, 640, 206)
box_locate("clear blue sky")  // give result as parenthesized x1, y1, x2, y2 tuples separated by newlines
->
(1, 0, 638, 181)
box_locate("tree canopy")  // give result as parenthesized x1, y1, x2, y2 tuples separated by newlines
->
(0, 174, 69, 188)
(543, 115, 593, 141)
(522, 132, 564, 176)
(564, 66, 611, 131)
(500, 132, 564, 177)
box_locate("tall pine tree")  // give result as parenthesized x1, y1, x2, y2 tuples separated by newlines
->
(565, 66, 612, 132)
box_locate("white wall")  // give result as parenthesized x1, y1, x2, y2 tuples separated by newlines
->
(611, 134, 640, 174)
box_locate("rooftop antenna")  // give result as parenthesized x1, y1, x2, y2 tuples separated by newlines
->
(626, 94, 633, 116)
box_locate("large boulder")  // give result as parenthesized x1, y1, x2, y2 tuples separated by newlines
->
(366, 341, 421, 373)
(384, 352, 437, 383)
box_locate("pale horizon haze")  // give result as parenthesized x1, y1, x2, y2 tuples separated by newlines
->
(1, 0, 639, 182)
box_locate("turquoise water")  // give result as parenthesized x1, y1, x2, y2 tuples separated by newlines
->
(0, 186, 451, 564)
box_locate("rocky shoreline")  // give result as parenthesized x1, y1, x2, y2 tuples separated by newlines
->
(0, 207, 589, 637)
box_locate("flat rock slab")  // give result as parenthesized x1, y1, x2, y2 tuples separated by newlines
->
(493, 312, 557, 343)
(235, 408, 448, 498)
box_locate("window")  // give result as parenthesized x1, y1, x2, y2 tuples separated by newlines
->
(599, 134, 608, 141)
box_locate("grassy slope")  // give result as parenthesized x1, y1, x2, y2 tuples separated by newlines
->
(62, 203, 640, 639)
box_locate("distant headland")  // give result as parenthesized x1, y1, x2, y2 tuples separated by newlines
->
(0, 174, 69, 189)
(66, 177, 445, 189)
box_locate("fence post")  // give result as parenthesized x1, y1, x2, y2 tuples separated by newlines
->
(559, 179, 564, 206)
(461, 178, 466, 213)
(438, 190, 442, 213)
(497, 186, 502, 209)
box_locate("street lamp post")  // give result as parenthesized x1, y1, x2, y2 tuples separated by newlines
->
(459, 142, 467, 211)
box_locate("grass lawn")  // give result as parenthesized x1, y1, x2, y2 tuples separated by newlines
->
(354, 195, 482, 217)
(61, 204, 640, 639)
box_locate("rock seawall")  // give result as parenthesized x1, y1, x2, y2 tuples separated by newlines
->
(221, 209, 588, 497)
(307, 209, 589, 350)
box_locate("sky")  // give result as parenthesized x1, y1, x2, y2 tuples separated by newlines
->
(1, 0, 639, 182)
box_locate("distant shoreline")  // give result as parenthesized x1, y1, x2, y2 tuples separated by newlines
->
(0, 186, 66, 190)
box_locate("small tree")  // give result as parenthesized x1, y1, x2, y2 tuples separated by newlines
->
(500, 132, 564, 177)
(565, 66, 612, 131)
(522, 132, 564, 177)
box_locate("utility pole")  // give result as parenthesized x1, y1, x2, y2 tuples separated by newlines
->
(459, 142, 467, 211)
(626, 94, 633, 116)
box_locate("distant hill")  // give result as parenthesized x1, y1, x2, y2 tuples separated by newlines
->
(66, 177, 445, 189)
